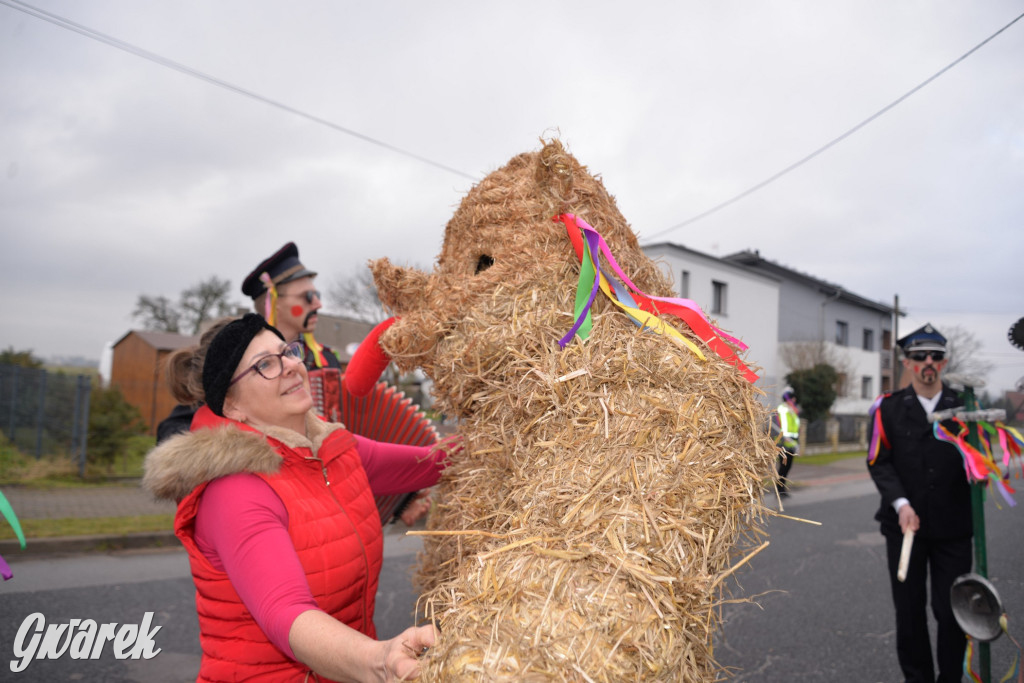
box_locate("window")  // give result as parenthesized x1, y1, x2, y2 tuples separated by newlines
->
(836, 372, 848, 397)
(711, 280, 727, 315)
(680, 270, 690, 298)
(882, 376, 892, 393)
(835, 320, 849, 346)
(863, 328, 874, 351)
(882, 329, 892, 351)
(861, 376, 873, 399)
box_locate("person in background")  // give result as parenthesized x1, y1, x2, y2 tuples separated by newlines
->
(774, 388, 800, 497)
(143, 314, 454, 681)
(867, 323, 970, 683)
(241, 241, 340, 373)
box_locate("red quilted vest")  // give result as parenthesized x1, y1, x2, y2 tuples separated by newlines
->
(174, 409, 384, 682)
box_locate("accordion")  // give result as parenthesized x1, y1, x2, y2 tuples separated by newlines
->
(308, 367, 437, 524)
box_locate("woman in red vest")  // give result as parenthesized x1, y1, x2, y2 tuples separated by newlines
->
(144, 314, 447, 682)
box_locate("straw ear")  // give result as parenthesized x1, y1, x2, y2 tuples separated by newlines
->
(343, 317, 397, 397)
(536, 139, 577, 217)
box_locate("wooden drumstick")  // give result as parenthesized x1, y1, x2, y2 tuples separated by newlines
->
(897, 529, 914, 582)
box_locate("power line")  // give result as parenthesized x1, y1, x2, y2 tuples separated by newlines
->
(0, 0, 479, 182)
(645, 10, 1024, 241)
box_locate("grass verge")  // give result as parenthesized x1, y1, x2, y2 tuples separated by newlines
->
(0, 514, 175, 540)
(798, 450, 866, 466)
(0, 449, 865, 541)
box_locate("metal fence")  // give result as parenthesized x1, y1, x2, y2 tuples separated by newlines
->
(805, 415, 867, 444)
(0, 364, 91, 468)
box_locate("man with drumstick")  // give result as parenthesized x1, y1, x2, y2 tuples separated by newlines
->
(867, 323, 971, 682)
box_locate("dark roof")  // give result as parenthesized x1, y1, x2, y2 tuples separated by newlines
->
(643, 241, 782, 283)
(311, 313, 378, 361)
(723, 249, 897, 315)
(113, 330, 199, 351)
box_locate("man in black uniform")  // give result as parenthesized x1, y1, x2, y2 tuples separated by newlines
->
(241, 242, 342, 373)
(867, 323, 971, 683)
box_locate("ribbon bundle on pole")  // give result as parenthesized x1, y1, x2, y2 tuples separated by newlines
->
(556, 214, 759, 383)
(934, 418, 1024, 507)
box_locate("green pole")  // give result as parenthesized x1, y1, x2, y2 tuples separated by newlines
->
(963, 386, 990, 682)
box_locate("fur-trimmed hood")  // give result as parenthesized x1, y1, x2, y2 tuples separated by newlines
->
(142, 408, 346, 503)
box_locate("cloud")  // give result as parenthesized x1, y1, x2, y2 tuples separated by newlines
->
(0, 0, 1020, 387)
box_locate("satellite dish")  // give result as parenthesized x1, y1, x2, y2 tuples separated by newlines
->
(1010, 317, 1024, 351)
(950, 573, 1004, 642)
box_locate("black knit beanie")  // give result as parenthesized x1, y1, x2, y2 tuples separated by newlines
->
(202, 314, 286, 416)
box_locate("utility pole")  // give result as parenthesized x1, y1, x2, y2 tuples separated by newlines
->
(892, 295, 900, 389)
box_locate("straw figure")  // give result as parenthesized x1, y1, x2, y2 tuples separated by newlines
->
(370, 139, 777, 681)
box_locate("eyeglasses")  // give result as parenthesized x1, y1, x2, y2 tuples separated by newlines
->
(907, 350, 945, 362)
(280, 290, 321, 305)
(229, 341, 304, 385)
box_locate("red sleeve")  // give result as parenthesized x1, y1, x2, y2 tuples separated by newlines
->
(195, 473, 320, 661)
(354, 434, 447, 496)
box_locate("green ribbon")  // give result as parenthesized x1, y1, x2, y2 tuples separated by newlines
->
(0, 490, 26, 550)
(570, 238, 596, 341)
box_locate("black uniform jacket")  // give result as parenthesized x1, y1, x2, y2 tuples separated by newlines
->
(867, 383, 972, 539)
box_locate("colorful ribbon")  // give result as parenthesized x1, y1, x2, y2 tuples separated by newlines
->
(992, 422, 1024, 472)
(934, 417, 1019, 507)
(259, 272, 278, 327)
(866, 394, 890, 466)
(999, 613, 1024, 683)
(560, 219, 704, 359)
(964, 635, 983, 682)
(963, 616, 1024, 683)
(556, 214, 759, 383)
(0, 489, 26, 581)
(302, 332, 328, 369)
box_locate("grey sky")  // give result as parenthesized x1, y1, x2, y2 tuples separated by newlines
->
(1, 1, 1022, 392)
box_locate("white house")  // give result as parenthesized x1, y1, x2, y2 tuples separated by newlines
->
(642, 244, 897, 423)
(722, 250, 896, 417)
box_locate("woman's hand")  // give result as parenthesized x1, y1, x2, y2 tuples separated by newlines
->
(290, 611, 437, 683)
(379, 624, 437, 681)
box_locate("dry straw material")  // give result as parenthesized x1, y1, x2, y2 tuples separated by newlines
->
(371, 140, 777, 681)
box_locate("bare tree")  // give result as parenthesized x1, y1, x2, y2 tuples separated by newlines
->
(328, 267, 387, 324)
(133, 276, 238, 335)
(180, 276, 234, 334)
(132, 295, 181, 333)
(942, 324, 994, 384)
(780, 341, 854, 384)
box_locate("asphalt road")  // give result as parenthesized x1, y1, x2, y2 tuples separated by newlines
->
(718, 480, 1024, 682)
(0, 528, 422, 682)
(1, 482, 1021, 682)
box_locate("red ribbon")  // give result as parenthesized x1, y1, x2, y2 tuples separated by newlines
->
(557, 214, 759, 383)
